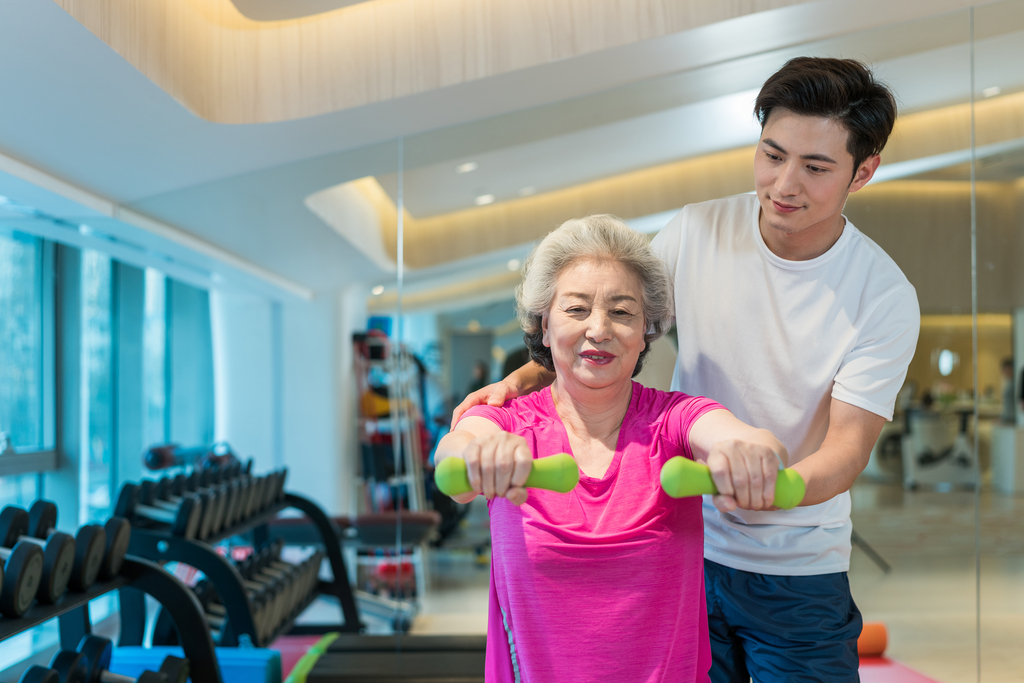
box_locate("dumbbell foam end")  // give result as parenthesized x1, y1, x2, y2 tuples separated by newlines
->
(659, 456, 806, 509)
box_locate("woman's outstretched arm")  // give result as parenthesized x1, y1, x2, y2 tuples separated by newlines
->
(687, 408, 789, 512)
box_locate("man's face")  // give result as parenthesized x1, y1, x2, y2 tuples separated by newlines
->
(753, 108, 877, 253)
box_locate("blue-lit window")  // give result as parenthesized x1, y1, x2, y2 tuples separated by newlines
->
(81, 250, 113, 523)
(0, 228, 45, 449)
(144, 268, 168, 448)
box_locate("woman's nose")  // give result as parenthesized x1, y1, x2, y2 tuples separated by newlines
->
(586, 312, 613, 341)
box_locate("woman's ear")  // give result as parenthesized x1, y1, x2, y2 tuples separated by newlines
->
(541, 313, 550, 348)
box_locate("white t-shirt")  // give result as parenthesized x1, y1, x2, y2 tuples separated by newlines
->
(651, 194, 920, 576)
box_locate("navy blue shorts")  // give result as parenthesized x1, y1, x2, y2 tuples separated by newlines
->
(704, 559, 862, 683)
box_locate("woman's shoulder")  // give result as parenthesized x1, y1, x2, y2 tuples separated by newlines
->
(631, 383, 722, 423)
(461, 386, 557, 429)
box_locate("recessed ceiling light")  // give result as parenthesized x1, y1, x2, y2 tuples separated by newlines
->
(456, 162, 478, 174)
(475, 194, 496, 206)
(507, 259, 521, 271)
(371, 285, 385, 295)
(983, 86, 1002, 98)
(518, 186, 537, 197)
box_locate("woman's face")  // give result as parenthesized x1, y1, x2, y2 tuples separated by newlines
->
(541, 259, 647, 392)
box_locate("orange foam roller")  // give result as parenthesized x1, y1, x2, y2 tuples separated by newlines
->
(858, 621, 888, 657)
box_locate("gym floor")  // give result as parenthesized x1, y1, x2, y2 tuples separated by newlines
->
(408, 484, 1024, 683)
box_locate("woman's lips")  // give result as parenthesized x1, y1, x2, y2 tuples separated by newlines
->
(580, 351, 614, 365)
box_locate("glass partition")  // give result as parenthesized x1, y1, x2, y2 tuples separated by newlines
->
(975, 0, 1024, 679)
(363, 5, 1024, 679)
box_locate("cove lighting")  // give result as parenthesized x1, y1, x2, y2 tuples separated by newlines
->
(475, 194, 495, 206)
(983, 86, 1002, 98)
(371, 285, 385, 295)
(456, 162, 478, 174)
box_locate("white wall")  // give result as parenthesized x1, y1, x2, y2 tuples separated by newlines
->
(210, 290, 276, 471)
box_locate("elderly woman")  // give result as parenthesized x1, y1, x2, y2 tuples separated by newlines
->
(435, 215, 786, 683)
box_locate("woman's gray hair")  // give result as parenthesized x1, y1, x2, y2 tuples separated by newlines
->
(515, 214, 674, 378)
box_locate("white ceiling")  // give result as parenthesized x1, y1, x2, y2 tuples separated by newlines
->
(0, 0, 1020, 298)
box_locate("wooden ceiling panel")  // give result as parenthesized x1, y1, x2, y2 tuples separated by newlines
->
(52, 0, 817, 124)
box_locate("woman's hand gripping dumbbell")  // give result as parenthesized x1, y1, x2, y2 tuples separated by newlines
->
(659, 457, 806, 509)
(434, 453, 580, 498)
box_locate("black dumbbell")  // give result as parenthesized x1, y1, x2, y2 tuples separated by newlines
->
(0, 505, 74, 604)
(183, 470, 236, 533)
(19, 667, 61, 683)
(238, 547, 323, 635)
(24, 501, 108, 592)
(140, 479, 214, 541)
(242, 548, 303, 619)
(98, 517, 131, 581)
(152, 579, 273, 646)
(166, 475, 227, 540)
(114, 483, 201, 540)
(49, 635, 189, 683)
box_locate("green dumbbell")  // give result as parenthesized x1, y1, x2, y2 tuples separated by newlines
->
(659, 456, 806, 509)
(435, 453, 580, 497)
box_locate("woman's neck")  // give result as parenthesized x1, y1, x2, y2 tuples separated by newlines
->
(550, 377, 633, 443)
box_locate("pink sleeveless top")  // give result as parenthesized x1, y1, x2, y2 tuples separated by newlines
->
(462, 382, 718, 683)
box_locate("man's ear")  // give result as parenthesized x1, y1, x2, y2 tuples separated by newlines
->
(849, 155, 881, 193)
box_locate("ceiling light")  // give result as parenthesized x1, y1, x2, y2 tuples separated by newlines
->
(983, 86, 1002, 98)
(507, 259, 521, 271)
(518, 186, 537, 197)
(456, 162, 478, 174)
(475, 194, 495, 206)
(371, 285, 385, 295)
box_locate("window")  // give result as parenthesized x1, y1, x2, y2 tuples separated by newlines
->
(80, 250, 113, 523)
(143, 268, 168, 448)
(0, 228, 45, 449)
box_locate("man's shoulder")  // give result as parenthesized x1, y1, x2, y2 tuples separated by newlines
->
(655, 194, 756, 257)
(843, 223, 917, 297)
(671, 194, 756, 229)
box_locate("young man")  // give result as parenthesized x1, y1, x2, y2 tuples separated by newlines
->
(453, 57, 920, 681)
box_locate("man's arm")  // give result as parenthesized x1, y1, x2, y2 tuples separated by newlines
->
(450, 360, 555, 426)
(791, 398, 886, 506)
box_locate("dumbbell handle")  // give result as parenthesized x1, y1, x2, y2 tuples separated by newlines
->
(435, 453, 580, 497)
(659, 456, 806, 509)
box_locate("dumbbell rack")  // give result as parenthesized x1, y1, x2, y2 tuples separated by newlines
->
(0, 555, 223, 683)
(122, 491, 363, 649)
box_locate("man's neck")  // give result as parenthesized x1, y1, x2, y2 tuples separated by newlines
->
(759, 210, 846, 261)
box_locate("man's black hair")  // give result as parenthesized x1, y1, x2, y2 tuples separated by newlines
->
(755, 57, 897, 176)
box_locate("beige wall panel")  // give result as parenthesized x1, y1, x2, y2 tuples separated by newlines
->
(885, 91, 1024, 164)
(53, 0, 817, 124)
(846, 180, 1022, 315)
(391, 147, 755, 267)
